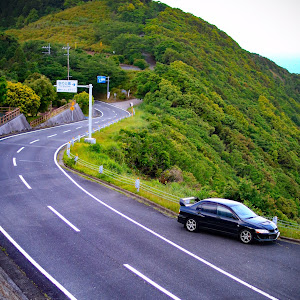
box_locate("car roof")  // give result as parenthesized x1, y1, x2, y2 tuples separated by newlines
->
(200, 198, 241, 207)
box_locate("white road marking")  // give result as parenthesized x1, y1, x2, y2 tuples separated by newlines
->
(17, 147, 24, 153)
(76, 126, 82, 129)
(0, 226, 77, 300)
(47, 134, 57, 138)
(19, 175, 32, 189)
(29, 139, 39, 144)
(94, 121, 99, 124)
(13, 157, 17, 166)
(124, 264, 181, 300)
(47, 206, 80, 232)
(54, 144, 278, 300)
(63, 130, 71, 133)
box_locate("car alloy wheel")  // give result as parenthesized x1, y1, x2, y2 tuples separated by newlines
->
(186, 218, 198, 232)
(239, 229, 253, 244)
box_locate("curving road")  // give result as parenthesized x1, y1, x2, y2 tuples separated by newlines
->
(0, 101, 299, 300)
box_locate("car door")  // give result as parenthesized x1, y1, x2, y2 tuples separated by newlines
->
(196, 203, 218, 230)
(215, 205, 240, 235)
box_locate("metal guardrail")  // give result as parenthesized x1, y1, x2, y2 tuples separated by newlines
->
(65, 118, 300, 232)
(30, 101, 76, 127)
(0, 107, 20, 125)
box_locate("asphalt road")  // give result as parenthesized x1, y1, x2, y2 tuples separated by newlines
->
(0, 101, 299, 300)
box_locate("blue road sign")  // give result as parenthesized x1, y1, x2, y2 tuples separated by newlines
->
(97, 76, 106, 83)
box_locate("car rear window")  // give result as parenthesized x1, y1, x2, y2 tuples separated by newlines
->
(200, 203, 217, 214)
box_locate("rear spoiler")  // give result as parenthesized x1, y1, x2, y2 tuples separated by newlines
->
(179, 197, 200, 206)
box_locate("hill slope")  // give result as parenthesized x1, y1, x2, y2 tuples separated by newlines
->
(2, 0, 300, 221)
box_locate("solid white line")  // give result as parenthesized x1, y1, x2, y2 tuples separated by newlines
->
(47, 206, 80, 232)
(13, 157, 17, 167)
(54, 144, 278, 300)
(0, 226, 77, 300)
(17, 147, 24, 153)
(19, 175, 32, 189)
(47, 134, 57, 138)
(124, 264, 181, 300)
(63, 130, 71, 133)
(29, 139, 39, 144)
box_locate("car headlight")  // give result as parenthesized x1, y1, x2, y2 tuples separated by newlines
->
(255, 229, 269, 234)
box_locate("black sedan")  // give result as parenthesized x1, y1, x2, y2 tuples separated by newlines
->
(178, 197, 280, 244)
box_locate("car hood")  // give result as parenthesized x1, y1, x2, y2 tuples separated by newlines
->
(244, 216, 277, 229)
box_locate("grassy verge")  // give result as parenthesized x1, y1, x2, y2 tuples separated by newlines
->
(63, 108, 300, 240)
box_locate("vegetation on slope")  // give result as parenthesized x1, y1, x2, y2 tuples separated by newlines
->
(1, 0, 299, 222)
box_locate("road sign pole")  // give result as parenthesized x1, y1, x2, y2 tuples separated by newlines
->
(107, 77, 110, 100)
(88, 83, 93, 139)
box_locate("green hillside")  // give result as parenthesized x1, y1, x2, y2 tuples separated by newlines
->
(1, 0, 299, 222)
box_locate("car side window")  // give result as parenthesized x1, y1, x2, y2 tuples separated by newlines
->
(217, 205, 236, 219)
(200, 203, 217, 215)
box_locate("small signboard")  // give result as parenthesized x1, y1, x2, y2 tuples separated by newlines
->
(56, 80, 78, 93)
(97, 76, 106, 83)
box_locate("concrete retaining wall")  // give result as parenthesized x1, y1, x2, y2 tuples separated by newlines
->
(0, 114, 31, 136)
(36, 103, 85, 128)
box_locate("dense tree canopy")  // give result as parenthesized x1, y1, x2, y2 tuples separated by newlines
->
(5, 82, 40, 116)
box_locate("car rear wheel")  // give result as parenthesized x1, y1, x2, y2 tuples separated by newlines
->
(186, 218, 198, 232)
(239, 229, 253, 244)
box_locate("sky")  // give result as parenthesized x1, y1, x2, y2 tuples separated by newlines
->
(157, 0, 300, 74)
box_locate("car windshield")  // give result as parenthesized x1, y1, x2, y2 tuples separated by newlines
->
(231, 204, 257, 219)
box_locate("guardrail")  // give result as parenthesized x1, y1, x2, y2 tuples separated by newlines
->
(65, 119, 300, 233)
(0, 107, 20, 125)
(30, 101, 76, 127)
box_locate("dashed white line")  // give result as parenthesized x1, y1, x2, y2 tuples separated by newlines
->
(17, 147, 24, 153)
(95, 121, 99, 124)
(76, 126, 82, 129)
(19, 175, 32, 189)
(0, 226, 77, 300)
(47, 134, 57, 138)
(47, 206, 80, 232)
(63, 130, 71, 133)
(124, 264, 181, 300)
(29, 139, 39, 144)
(13, 158, 17, 167)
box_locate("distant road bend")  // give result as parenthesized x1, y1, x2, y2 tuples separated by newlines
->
(0, 101, 299, 300)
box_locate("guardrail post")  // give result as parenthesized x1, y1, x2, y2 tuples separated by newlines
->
(74, 154, 78, 164)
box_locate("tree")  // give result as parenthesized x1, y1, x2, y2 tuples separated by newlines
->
(0, 76, 7, 105)
(25, 8, 39, 25)
(74, 91, 94, 114)
(5, 82, 40, 116)
(24, 73, 57, 112)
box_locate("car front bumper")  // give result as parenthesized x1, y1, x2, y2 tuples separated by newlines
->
(255, 231, 280, 242)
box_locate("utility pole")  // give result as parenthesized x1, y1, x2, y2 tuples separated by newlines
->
(42, 43, 51, 55)
(62, 43, 70, 80)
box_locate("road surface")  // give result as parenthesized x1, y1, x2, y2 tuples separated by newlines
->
(0, 101, 299, 300)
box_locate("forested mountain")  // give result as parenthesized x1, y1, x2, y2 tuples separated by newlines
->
(1, 0, 299, 221)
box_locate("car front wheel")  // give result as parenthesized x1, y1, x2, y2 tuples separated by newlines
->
(239, 229, 253, 244)
(186, 218, 198, 232)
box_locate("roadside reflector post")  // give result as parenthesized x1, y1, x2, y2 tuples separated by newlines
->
(99, 165, 103, 174)
(135, 178, 140, 192)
